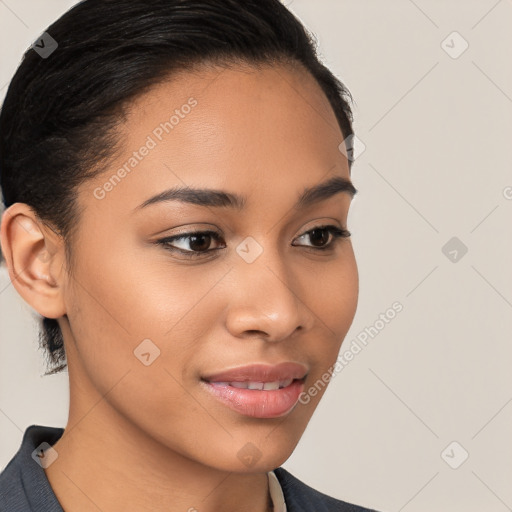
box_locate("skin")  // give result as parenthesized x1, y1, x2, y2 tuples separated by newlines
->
(1, 62, 358, 512)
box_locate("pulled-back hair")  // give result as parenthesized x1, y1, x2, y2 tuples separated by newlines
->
(0, 0, 355, 375)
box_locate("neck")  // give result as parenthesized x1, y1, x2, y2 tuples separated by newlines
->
(44, 367, 273, 512)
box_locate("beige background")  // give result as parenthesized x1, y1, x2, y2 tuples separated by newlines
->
(1, 1, 511, 511)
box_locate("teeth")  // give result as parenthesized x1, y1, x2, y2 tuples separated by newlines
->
(279, 379, 293, 388)
(214, 380, 294, 390)
(231, 381, 248, 389)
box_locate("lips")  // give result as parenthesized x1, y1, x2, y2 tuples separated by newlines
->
(201, 362, 308, 418)
(202, 362, 308, 383)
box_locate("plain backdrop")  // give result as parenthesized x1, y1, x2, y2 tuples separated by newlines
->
(1, 1, 511, 511)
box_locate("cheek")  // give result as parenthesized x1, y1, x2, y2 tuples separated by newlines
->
(65, 249, 230, 448)
(71, 227, 224, 338)
(300, 250, 358, 380)
(64, 241, 198, 386)
(304, 247, 358, 333)
(65, 237, 230, 398)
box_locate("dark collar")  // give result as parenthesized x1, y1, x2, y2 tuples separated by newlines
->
(273, 466, 378, 511)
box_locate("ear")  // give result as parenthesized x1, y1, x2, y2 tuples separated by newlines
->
(0, 203, 67, 319)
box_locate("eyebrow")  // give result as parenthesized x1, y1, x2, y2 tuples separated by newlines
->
(133, 175, 357, 212)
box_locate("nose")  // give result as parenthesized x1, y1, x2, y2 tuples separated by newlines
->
(224, 249, 316, 343)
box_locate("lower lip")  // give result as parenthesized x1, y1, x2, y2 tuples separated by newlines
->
(202, 379, 305, 418)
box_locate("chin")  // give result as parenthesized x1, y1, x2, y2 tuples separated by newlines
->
(220, 422, 306, 473)
(210, 447, 295, 474)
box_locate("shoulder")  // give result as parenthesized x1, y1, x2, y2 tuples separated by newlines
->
(274, 467, 382, 512)
(0, 424, 64, 511)
(0, 446, 23, 509)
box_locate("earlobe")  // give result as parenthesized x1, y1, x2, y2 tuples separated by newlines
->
(0, 202, 67, 319)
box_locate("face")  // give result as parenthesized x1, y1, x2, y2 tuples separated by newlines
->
(60, 62, 358, 472)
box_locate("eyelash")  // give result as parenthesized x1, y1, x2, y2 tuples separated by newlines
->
(155, 225, 351, 259)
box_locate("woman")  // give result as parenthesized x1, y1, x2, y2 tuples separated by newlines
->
(0, 0, 381, 510)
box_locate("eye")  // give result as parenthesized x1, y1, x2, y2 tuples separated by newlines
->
(156, 230, 225, 258)
(292, 225, 351, 251)
(155, 224, 351, 259)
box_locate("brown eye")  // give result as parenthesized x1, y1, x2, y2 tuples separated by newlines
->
(186, 233, 214, 252)
(157, 231, 225, 258)
(308, 228, 331, 247)
(292, 225, 351, 251)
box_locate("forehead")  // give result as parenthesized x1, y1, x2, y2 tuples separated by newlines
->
(83, 62, 350, 213)
(124, 60, 346, 157)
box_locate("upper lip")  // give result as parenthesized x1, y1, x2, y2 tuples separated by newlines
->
(202, 362, 308, 383)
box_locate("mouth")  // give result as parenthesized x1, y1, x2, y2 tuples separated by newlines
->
(200, 362, 308, 419)
(208, 378, 296, 390)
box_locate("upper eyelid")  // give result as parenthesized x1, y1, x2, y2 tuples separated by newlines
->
(162, 224, 344, 240)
